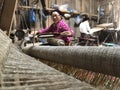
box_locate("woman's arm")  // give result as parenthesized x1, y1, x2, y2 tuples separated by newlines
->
(59, 20, 74, 36)
(31, 25, 52, 35)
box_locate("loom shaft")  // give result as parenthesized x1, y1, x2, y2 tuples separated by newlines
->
(23, 46, 120, 77)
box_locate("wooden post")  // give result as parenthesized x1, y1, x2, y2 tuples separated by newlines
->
(82, 0, 85, 13)
(0, 0, 18, 36)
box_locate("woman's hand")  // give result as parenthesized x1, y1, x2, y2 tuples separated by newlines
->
(31, 30, 39, 35)
(60, 31, 72, 36)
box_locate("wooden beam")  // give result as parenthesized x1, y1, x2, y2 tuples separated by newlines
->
(18, 6, 40, 10)
(0, 0, 18, 36)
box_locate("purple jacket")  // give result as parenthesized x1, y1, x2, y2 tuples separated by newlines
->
(39, 20, 74, 44)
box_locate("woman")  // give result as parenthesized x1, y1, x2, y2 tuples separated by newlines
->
(79, 14, 92, 38)
(79, 14, 98, 46)
(33, 9, 74, 45)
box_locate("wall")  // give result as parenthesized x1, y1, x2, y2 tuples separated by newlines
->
(99, 0, 120, 28)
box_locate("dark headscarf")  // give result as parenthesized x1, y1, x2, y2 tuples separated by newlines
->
(51, 9, 63, 16)
(81, 14, 89, 22)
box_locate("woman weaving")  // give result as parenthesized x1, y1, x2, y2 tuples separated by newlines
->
(79, 14, 98, 46)
(32, 9, 74, 46)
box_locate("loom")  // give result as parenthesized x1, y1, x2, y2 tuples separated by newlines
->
(23, 46, 120, 78)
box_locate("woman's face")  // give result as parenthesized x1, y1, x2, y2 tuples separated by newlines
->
(51, 11, 61, 23)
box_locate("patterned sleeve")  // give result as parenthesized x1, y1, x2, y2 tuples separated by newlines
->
(59, 20, 74, 35)
(38, 25, 52, 34)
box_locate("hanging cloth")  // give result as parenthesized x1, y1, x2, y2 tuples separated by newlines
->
(74, 15, 82, 27)
(41, 9, 47, 28)
(29, 9, 36, 23)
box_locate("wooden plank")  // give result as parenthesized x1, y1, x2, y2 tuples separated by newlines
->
(0, 0, 18, 36)
(0, 0, 4, 16)
(81, 0, 85, 13)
